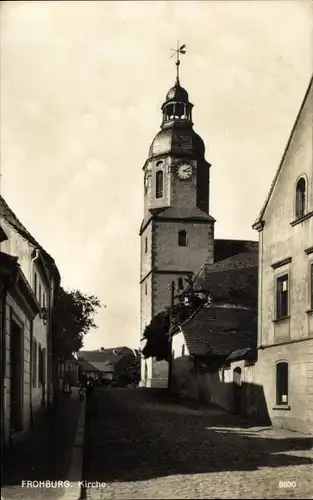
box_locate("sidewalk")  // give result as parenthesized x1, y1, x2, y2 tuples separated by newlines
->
(1, 388, 82, 498)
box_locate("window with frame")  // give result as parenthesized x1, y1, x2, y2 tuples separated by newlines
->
(276, 274, 289, 319)
(155, 170, 164, 199)
(276, 362, 288, 405)
(295, 177, 306, 219)
(178, 230, 188, 247)
(32, 339, 37, 388)
(178, 277, 184, 290)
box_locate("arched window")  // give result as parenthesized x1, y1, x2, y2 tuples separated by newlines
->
(178, 277, 184, 290)
(178, 230, 187, 247)
(276, 362, 288, 405)
(156, 170, 164, 199)
(295, 177, 306, 219)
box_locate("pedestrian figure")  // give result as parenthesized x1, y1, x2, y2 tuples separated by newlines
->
(79, 384, 86, 401)
(86, 377, 95, 395)
(62, 372, 69, 393)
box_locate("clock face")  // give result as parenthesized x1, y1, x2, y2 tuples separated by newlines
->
(177, 162, 193, 180)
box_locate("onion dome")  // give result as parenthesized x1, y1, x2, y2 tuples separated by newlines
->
(148, 77, 206, 160)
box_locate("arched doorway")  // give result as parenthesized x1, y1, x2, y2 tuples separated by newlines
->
(233, 367, 242, 415)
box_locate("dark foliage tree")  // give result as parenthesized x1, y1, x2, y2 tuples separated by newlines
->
(142, 293, 205, 361)
(115, 353, 141, 385)
(52, 287, 101, 361)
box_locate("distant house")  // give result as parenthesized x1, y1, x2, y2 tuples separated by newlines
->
(0, 196, 60, 446)
(58, 356, 80, 387)
(77, 347, 136, 382)
(252, 75, 313, 434)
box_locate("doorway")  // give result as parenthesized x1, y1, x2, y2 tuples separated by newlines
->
(10, 317, 23, 432)
(233, 366, 242, 415)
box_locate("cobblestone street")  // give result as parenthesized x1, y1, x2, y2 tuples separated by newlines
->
(82, 388, 313, 499)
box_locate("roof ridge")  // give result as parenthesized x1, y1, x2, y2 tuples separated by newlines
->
(0, 195, 60, 282)
(180, 304, 204, 327)
(253, 74, 313, 227)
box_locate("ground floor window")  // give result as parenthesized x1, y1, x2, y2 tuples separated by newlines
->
(276, 361, 288, 405)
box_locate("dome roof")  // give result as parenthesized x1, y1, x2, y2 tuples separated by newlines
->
(149, 124, 205, 159)
(165, 82, 189, 102)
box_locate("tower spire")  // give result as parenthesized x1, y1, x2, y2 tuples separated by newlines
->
(170, 41, 186, 85)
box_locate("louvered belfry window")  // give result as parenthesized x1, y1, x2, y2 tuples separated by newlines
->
(178, 230, 187, 247)
(156, 170, 164, 199)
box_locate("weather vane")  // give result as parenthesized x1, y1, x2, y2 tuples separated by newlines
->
(170, 41, 186, 84)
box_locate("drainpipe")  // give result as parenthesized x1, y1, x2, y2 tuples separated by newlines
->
(47, 280, 54, 410)
(30, 249, 40, 427)
(1, 283, 7, 452)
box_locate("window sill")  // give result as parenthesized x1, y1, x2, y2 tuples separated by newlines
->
(306, 309, 313, 315)
(290, 211, 313, 227)
(273, 405, 291, 411)
(273, 316, 290, 323)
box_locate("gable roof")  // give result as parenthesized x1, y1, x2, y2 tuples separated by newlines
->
(187, 253, 258, 308)
(77, 359, 99, 372)
(0, 196, 61, 285)
(83, 361, 114, 373)
(181, 303, 257, 357)
(213, 239, 258, 263)
(227, 347, 256, 363)
(253, 74, 313, 229)
(78, 346, 135, 365)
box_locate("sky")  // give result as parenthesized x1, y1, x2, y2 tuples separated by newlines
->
(1, 0, 312, 350)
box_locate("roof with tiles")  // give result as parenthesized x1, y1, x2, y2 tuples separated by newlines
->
(191, 264, 258, 309)
(77, 359, 99, 372)
(181, 303, 257, 357)
(213, 239, 258, 263)
(78, 346, 135, 365)
(0, 196, 60, 284)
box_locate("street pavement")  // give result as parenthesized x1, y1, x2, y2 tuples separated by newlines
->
(1, 389, 81, 500)
(82, 387, 313, 499)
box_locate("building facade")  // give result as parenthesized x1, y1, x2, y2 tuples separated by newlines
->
(139, 75, 215, 387)
(253, 76, 313, 434)
(0, 196, 60, 445)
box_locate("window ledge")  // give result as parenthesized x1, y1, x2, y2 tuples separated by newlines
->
(273, 405, 291, 411)
(306, 309, 313, 315)
(290, 211, 313, 227)
(273, 316, 290, 324)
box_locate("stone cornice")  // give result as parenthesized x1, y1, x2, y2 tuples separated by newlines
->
(290, 210, 313, 227)
(271, 257, 292, 269)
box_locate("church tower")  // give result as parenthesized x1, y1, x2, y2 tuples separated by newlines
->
(140, 51, 215, 387)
